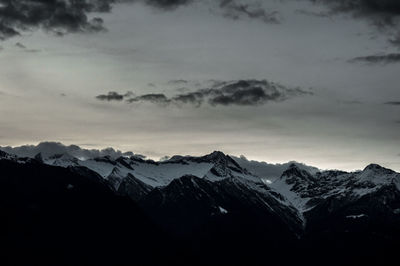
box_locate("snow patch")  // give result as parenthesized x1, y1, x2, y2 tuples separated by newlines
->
(270, 178, 311, 212)
(218, 206, 228, 214)
(262, 178, 272, 185)
(346, 214, 367, 219)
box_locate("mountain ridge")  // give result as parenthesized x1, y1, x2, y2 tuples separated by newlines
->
(1, 147, 400, 265)
(1, 148, 399, 219)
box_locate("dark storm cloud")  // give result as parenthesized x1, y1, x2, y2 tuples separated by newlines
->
(172, 91, 205, 106)
(384, 101, 400, 105)
(349, 53, 400, 64)
(96, 91, 125, 101)
(96, 91, 133, 101)
(3, 0, 400, 43)
(308, 0, 400, 25)
(143, 0, 193, 10)
(0, 0, 281, 41)
(0, 141, 144, 160)
(206, 80, 312, 106)
(127, 93, 171, 104)
(219, 0, 281, 24)
(307, 0, 400, 46)
(0, 0, 114, 40)
(210, 87, 277, 106)
(97, 79, 312, 107)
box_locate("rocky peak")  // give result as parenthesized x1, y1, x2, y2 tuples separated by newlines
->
(109, 167, 121, 176)
(165, 152, 233, 167)
(355, 163, 398, 186)
(204, 151, 227, 161)
(364, 163, 382, 171)
(359, 163, 396, 178)
(116, 156, 134, 170)
(362, 163, 393, 173)
(204, 151, 242, 169)
(281, 164, 315, 185)
(94, 155, 117, 165)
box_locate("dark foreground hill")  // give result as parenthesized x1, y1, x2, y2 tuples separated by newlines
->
(0, 159, 170, 266)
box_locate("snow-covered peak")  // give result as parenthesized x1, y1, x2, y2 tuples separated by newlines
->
(231, 156, 320, 182)
(362, 163, 394, 174)
(76, 154, 215, 187)
(166, 151, 235, 165)
(355, 163, 399, 187)
(269, 162, 400, 214)
(35, 149, 258, 188)
(268, 164, 319, 212)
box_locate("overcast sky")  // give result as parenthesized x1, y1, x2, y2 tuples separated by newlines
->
(0, 0, 399, 171)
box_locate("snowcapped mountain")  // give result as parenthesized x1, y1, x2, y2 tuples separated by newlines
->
(25, 150, 262, 190)
(2, 146, 400, 218)
(231, 155, 320, 182)
(271, 163, 400, 214)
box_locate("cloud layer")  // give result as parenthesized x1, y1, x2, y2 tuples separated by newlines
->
(2, 0, 400, 43)
(0, 0, 280, 41)
(0, 141, 143, 159)
(96, 79, 313, 107)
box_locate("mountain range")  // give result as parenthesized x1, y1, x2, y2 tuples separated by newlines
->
(1, 146, 400, 266)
